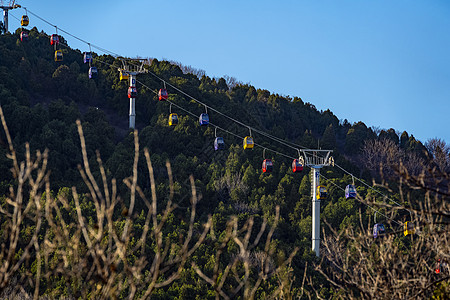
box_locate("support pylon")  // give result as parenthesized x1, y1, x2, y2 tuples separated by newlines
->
(118, 58, 149, 129)
(0, 1, 21, 34)
(300, 149, 334, 257)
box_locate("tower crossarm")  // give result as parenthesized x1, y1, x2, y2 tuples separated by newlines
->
(300, 149, 333, 167)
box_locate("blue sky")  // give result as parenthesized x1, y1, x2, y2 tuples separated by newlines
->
(8, 0, 450, 144)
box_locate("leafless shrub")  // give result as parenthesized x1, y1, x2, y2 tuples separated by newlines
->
(214, 172, 249, 197)
(316, 159, 450, 299)
(361, 138, 426, 178)
(223, 75, 241, 90)
(0, 107, 48, 298)
(41, 121, 212, 299)
(168, 60, 206, 78)
(426, 138, 450, 172)
(233, 201, 260, 214)
(193, 206, 300, 299)
(0, 106, 301, 299)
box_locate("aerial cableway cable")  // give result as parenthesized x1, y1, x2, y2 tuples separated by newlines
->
(9, 8, 411, 224)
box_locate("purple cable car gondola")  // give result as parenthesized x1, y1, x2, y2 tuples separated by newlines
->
(89, 67, 98, 79)
(345, 184, 357, 199)
(84, 52, 93, 64)
(199, 113, 209, 126)
(214, 137, 225, 150)
(373, 223, 386, 238)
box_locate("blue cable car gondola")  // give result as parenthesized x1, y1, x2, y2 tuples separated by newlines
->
(84, 52, 93, 64)
(50, 34, 59, 45)
(373, 223, 386, 238)
(262, 159, 273, 173)
(21, 15, 29, 27)
(292, 159, 303, 173)
(159, 88, 168, 101)
(169, 113, 178, 126)
(199, 113, 209, 126)
(89, 67, 98, 79)
(345, 184, 357, 199)
(128, 86, 137, 98)
(214, 137, 225, 150)
(20, 31, 28, 42)
(54, 50, 63, 62)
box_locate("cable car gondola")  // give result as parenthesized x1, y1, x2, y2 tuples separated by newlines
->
(120, 70, 129, 81)
(345, 184, 357, 199)
(404, 221, 415, 236)
(20, 31, 28, 42)
(199, 113, 209, 126)
(292, 159, 303, 173)
(159, 88, 168, 101)
(243, 136, 254, 149)
(128, 86, 137, 98)
(214, 137, 225, 150)
(50, 34, 59, 45)
(317, 185, 327, 200)
(262, 159, 273, 173)
(84, 52, 93, 64)
(373, 223, 386, 238)
(21, 15, 29, 27)
(89, 67, 98, 79)
(169, 113, 178, 126)
(54, 50, 63, 62)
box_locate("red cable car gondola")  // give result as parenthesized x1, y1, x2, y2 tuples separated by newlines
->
(128, 86, 137, 98)
(262, 159, 273, 173)
(20, 31, 28, 42)
(292, 159, 303, 173)
(159, 88, 168, 101)
(50, 34, 59, 45)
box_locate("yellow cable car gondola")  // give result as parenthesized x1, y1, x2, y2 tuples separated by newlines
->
(169, 113, 178, 126)
(21, 15, 29, 27)
(54, 50, 63, 62)
(243, 136, 254, 149)
(120, 70, 129, 81)
(404, 221, 415, 236)
(317, 185, 327, 200)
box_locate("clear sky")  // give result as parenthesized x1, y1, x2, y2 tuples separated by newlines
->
(7, 0, 450, 144)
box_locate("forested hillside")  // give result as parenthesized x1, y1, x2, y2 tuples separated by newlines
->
(0, 27, 448, 299)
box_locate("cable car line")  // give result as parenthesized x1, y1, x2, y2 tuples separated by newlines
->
(146, 70, 308, 153)
(334, 163, 404, 208)
(12, 8, 308, 156)
(16, 8, 121, 58)
(11, 7, 414, 228)
(319, 173, 403, 227)
(137, 79, 297, 162)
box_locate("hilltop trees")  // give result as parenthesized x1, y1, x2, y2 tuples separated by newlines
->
(0, 28, 448, 298)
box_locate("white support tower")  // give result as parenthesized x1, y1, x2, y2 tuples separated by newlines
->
(118, 58, 149, 129)
(129, 73, 136, 128)
(300, 149, 334, 257)
(0, 1, 21, 34)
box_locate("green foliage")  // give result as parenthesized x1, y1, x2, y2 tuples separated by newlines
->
(0, 28, 436, 298)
